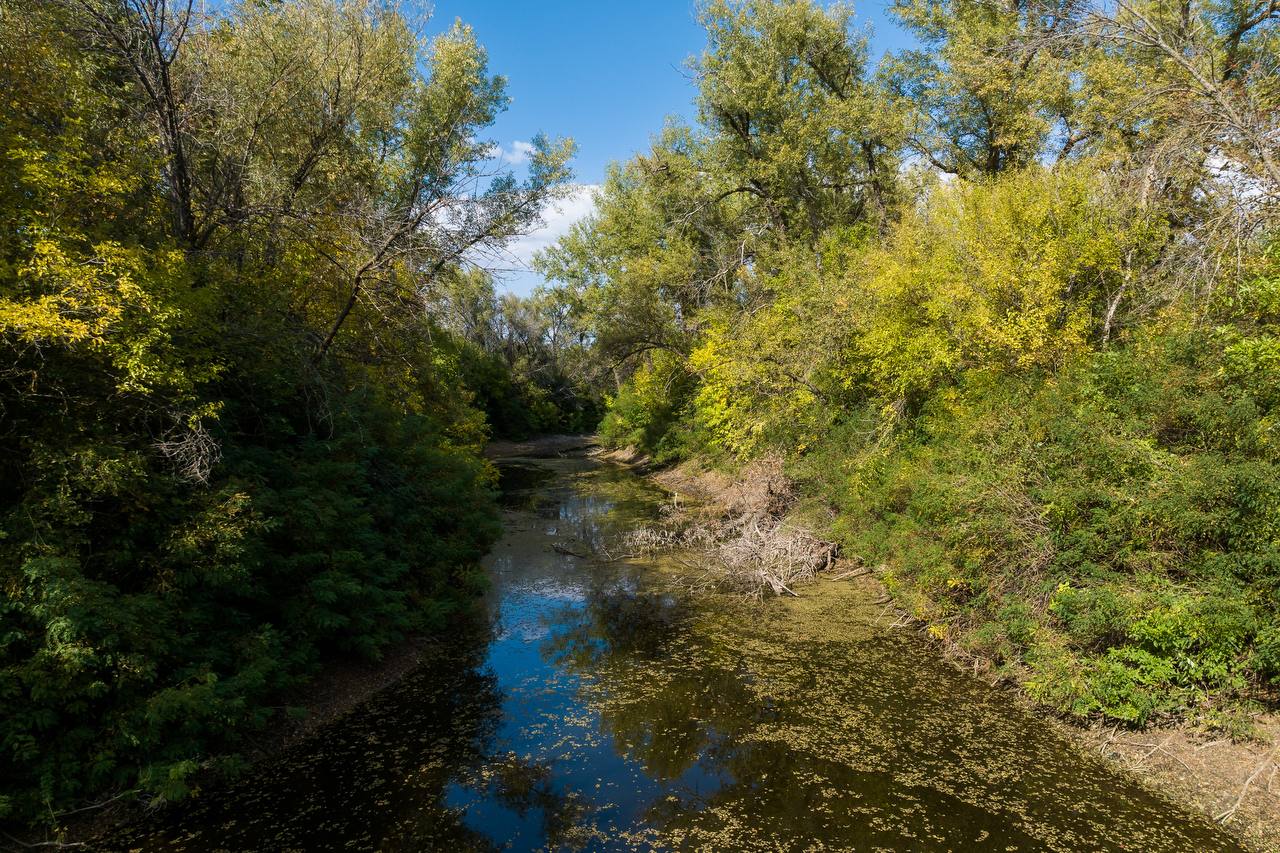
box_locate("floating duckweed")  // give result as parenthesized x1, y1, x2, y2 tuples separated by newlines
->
(94, 457, 1243, 852)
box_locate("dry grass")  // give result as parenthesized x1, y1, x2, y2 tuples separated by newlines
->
(1081, 718, 1280, 853)
(619, 455, 839, 600)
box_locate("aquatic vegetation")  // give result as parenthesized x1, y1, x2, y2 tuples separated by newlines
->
(92, 457, 1244, 850)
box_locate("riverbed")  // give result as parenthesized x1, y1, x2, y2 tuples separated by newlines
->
(97, 452, 1243, 851)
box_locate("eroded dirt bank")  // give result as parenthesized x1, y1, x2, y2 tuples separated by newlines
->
(484, 433, 598, 459)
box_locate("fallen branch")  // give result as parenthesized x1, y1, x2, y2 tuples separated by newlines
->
(1, 832, 86, 851)
(53, 789, 137, 819)
(620, 461, 838, 600)
(1141, 734, 1176, 763)
(1215, 742, 1279, 823)
(829, 567, 871, 581)
(1157, 745, 1196, 776)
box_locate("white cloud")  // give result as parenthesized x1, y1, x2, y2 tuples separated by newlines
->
(492, 140, 537, 166)
(502, 183, 599, 272)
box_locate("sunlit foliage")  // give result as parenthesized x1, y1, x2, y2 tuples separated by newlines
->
(542, 0, 1280, 728)
(0, 0, 576, 829)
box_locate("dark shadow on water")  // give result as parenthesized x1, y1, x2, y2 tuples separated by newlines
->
(495, 462, 557, 509)
(97, 620, 508, 851)
(94, 456, 1246, 852)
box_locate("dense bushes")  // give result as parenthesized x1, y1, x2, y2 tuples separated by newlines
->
(2, 385, 499, 820)
(795, 288, 1280, 723)
(457, 342, 601, 439)
(0, 0, 569, 829)
(605, 233, 1280, 724)
(597, 351, 701, 462)
(544, 0, 1280, 729)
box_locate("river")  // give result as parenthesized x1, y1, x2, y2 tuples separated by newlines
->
(97, 451, 1243, 851)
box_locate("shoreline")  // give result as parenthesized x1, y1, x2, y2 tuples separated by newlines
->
(56, 437, 1276, 850)
(58, 633, 460, 846)
(620, 450, 1279, 853)
(484, 433, 598, 460)
(56, 435, 593, 845)
(61, 435, 596, 844)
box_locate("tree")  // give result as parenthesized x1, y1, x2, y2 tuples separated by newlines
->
(885, 0, 1091, 175)
(695, 0, 901, 235)
(1094, 0, 1280, 196)
(70, 0, 575, 360)
(539, 0, 902, 381)
(0, 0, 571, 831)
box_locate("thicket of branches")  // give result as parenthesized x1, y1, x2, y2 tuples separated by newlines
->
(541, 0, 1280, 727)
(0, 0, 590, 833)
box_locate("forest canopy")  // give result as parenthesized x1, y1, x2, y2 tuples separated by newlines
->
(0, 0, 594, 829)
(538, 0, 1280, 729)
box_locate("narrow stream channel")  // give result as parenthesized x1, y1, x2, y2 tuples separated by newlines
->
(98, 452, 1243, 851)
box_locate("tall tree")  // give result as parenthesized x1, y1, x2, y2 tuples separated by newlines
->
(696, 0, 901, 235)
(1094, 0, 1280, 195)
(540, 0, 903, 378)
(885, 0, 1090, 175)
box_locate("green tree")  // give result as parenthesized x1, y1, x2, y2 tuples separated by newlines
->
(0, 0, 568, 832)
(885, 0, 1090, 175)
(695, 0, 901, 234)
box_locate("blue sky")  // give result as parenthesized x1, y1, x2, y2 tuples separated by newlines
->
(426, 1, 913, 295)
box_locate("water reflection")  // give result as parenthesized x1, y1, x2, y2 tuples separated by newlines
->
(94, 455, 1243, 852)
(539, 574, 1230, 850)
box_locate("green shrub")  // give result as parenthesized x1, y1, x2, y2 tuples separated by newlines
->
(0, 384, 501, 823)
(598, 351, 704, 461)
(792, 292, 1280, 724)
(1253, 625, 1280, 685)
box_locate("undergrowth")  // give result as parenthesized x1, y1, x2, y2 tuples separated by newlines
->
(792, 311, 1280, 728)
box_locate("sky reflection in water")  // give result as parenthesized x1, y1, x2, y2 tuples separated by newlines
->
(97, 456, 1243, 852)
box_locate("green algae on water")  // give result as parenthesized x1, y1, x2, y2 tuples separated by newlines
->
(94, 455, 1244, 852)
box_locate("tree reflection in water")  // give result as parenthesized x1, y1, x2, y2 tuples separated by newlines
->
(95, 456, 1245, 852)
(99, 619, 512, 850)
(538, 566, 1241, 852)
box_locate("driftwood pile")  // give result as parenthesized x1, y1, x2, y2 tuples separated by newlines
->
(621, 456, 838, 600)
